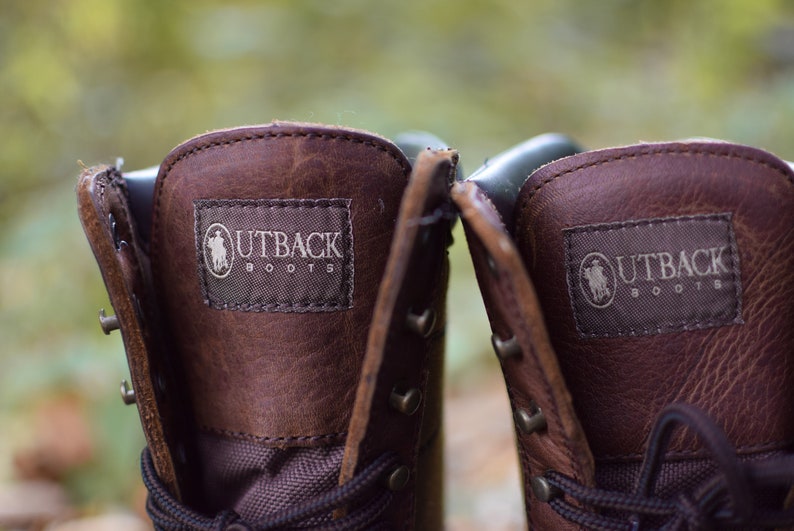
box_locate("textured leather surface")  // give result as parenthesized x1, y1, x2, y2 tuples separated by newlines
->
(453, 181, 593, 531)
(77, 166, 192, 501)
(513, 141, 794, 464)
(80, 122, 454, 527)
(150, 123, 412, 444)
(458, 140, 794, 529)
(341, 148, 458, 529)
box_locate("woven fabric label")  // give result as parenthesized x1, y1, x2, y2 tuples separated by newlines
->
(564, 213, 742, 337)
(195, 199, 353, 313)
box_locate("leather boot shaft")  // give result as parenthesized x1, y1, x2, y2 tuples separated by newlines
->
(77, 122, 458, 529)
(456, 137, 794, 530)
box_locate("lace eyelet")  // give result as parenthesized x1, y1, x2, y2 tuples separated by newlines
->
(406, 308, 436, 337)
(491, 333, 521, 359)
(515, 401, 546, 435)
(389, 386, 422, 416)
(384, 465, 410, 491)
(531, 475, 562, 502)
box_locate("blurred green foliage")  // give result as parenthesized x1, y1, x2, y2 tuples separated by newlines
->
(1, 0, 793, 518)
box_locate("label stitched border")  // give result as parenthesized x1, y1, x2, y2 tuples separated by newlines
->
(195, 198, 354, 313)
(564, 213, 743, 338)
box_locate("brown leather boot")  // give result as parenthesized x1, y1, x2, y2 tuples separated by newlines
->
(77, 122, 458, 530)
(454, 137, 794, 529)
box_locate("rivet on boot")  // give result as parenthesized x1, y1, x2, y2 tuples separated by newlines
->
(99, 308, 120, 334)
(515, 401, 546, 435)
(406, 308, 436, 338)
(385, 465, 410, 491)
(120, 379, 136, 405)
(491, 333, 521, 360)
(531, 475, 562, 502)
(389, 387, 422, 416)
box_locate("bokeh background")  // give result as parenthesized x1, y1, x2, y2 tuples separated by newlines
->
(2, 1, 794, 529)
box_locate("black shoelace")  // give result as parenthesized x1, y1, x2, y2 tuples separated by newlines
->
(141, 448, 396, 530)
(543, 403, 794, 530)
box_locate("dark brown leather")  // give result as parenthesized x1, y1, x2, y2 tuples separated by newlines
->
(150, 124, 413, 446)
(515, 141, 794, 462)
(77, 166, 192, 500)
(79, 122, 456, 528)
(452, 181, 594, 530)
(459, 139, 794, 529)
(341, 148, 458, 529)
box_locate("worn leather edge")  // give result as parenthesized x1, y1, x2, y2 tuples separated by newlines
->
(150, 122, 412, 267)
(340, 148, 458, 529)
(452, 180, 594, 531)
(522, 141, 794, 207)
(76, 165, 181, 499)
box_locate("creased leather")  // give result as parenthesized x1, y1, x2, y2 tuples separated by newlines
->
(514, 142, 794, 462)
(79, 122, 455, 528)
(452, 180, 594, 531)
(77, 166, 192, 501)
(457, 139, 794, 530)
(150, 124, 415, 446)
(341, 149, 458, 529)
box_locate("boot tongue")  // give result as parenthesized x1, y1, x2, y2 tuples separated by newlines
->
(513, 142, 794, 469)
(150, 123, 411, 516)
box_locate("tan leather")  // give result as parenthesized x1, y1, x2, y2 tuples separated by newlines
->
(452, 181, 594, 530)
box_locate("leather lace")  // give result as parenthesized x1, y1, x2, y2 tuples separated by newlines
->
(141, 448, 396, 530)
(543, 403, 794, 530)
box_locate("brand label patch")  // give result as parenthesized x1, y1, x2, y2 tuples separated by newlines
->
(564, 213, 742, 337)
(195, 199, 353, 313)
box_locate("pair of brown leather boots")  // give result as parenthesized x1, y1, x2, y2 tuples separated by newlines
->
(78, 122, 794, 530)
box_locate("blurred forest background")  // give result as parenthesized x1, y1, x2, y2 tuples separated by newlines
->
(2, 1, 794, 529)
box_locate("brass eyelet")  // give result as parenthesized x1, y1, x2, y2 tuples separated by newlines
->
(491, 334, 521, 360)
(98, 308, 120, 334)
(120, 379, 136, 405)
(531, 475, 562, 502)
(406, 308, 436, 338)
(515, 401, 546, 435)
(389, 387, 422, 416)
(384, 465, 410, 491)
